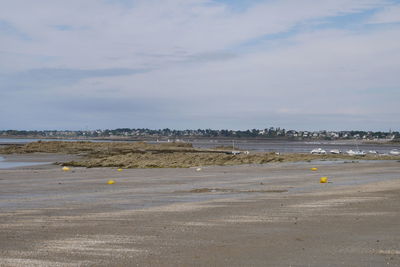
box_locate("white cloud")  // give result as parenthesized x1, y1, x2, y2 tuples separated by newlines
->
(1, 0, 399, 130)
(63, 25, 400, 117)
(0, 0, 387, 71)
(368, 4, 400, 24)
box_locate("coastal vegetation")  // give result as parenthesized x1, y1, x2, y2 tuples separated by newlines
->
(1, 128, 399, 141)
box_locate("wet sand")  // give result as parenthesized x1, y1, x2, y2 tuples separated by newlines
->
(0, 159, 399, 266)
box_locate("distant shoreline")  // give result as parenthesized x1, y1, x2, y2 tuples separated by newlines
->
(0, 135, 396, 144)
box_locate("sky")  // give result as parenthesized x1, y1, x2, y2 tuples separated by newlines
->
(1, 0, 400, 131)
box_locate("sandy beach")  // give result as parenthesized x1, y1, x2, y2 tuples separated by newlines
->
(0, 156, 399, 266)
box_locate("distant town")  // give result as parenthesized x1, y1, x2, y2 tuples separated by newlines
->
(1, 128, 399, 141)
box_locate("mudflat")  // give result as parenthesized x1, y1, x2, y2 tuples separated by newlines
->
(0, 160, 399, 266)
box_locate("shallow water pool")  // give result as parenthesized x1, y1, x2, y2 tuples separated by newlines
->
(0, 156, 51, 169)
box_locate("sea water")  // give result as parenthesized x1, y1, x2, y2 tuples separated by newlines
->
(1, 137, 399, 154)
(0, 156, 50, 169)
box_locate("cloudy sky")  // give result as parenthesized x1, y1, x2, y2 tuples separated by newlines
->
(1, 0, 399, 131)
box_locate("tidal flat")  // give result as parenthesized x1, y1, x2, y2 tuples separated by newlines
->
(0, 159, 399, 266)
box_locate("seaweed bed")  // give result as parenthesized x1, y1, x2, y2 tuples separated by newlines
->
(0, 141, 398, 168)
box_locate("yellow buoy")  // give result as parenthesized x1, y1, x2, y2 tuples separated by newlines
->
(310, 167, 318, 171)
(107, 180, 115, 185)
(117, 168, 123, 172)
(62, 166, 70, 171)
(320, 177, 328, 183)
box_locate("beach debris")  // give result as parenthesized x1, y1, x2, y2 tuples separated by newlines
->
(62, 166, 70, 171)
(196, 167, 202, 171)
(320, 177, 328, 183)
(107, 180, 115, 185)
(310, 167, 318, 171)
(117, 168, 123, 172)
